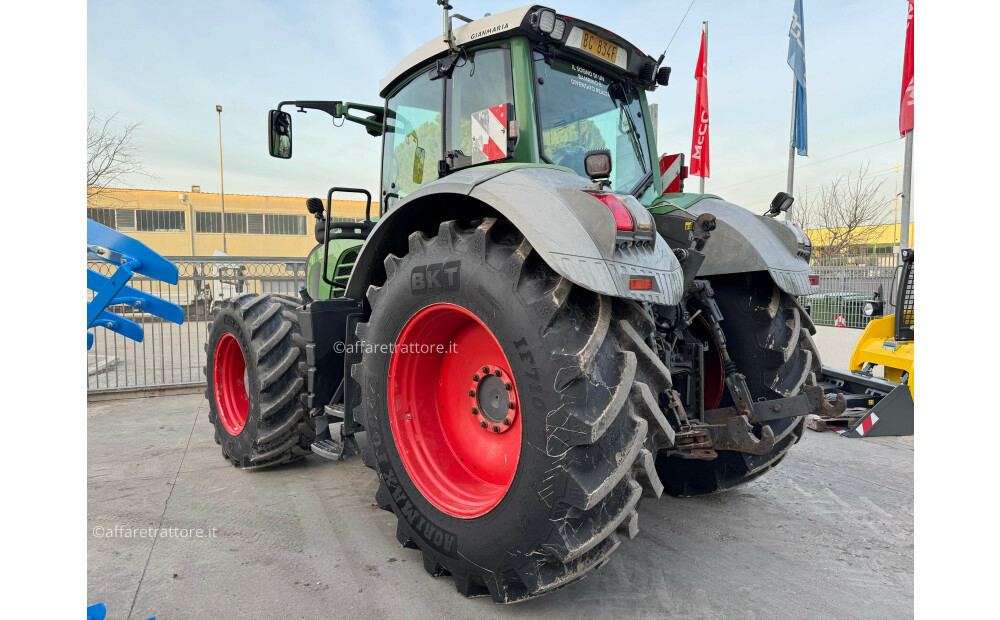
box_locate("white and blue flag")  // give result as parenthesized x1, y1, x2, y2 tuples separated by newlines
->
(787, 0, 808, 156)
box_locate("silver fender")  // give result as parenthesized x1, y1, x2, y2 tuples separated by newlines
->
(687, 198, 818, 296)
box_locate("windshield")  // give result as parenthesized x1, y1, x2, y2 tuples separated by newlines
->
(533, 53, 651, 193)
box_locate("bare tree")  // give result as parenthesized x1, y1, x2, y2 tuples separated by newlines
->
(789, 163, 893, 254)
(87, 110, 150, 206)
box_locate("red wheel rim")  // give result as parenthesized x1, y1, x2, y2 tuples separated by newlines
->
(693, 316, 725, 410)
(214, 333, 249, 436)
(388, 303, 522, 519)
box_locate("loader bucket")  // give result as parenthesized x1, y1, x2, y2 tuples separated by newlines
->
(815, 366, 913, 438)
(86, 219, 184, 349)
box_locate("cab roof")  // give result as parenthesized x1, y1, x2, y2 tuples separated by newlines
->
(378, 4, 657, 98)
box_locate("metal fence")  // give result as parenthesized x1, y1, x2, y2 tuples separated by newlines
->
(798, 252, 899, 328)
(88, 252, 901, 393)
(87, 257, 306, 394)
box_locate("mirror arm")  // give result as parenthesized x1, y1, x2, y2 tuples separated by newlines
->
(278, 100, 384, 136)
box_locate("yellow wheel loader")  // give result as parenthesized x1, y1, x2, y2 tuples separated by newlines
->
(815, 248, 914, 437)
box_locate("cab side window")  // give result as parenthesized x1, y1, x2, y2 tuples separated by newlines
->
(381, 69, 443, 207)
(447, 47, 513, 166)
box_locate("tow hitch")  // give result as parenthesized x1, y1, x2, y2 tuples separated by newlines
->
(668, 279, 847, 459)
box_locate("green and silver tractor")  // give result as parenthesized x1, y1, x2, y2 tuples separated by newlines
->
(205, 3, 844, 602)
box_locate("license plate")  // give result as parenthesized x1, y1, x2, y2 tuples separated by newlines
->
(579, 30, 618, 64)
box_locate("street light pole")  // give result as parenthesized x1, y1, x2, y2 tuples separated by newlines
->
(216, 105, 227, 254)
(179, 193, 195, 256)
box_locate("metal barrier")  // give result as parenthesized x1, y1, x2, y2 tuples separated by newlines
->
(798, 252, 899, 328)
(88, 252, 903, 393)
(87, 257, 306, 394)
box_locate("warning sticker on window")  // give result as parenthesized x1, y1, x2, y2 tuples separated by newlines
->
(471, 103, 510, 164)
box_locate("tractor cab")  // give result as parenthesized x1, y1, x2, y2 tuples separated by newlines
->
(269, 4, 669, 212)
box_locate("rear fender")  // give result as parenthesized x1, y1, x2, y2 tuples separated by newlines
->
(344, 166, 684, 307)
(684, 198, 817, 296)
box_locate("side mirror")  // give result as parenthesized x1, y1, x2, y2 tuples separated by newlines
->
(269, 110, 292, 159)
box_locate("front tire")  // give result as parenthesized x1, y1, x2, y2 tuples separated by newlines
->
(352, 219, 666, 602)
(205, 293, 314, 469)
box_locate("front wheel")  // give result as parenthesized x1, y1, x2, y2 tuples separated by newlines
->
(205, 293, 314, 469)
(352, 219, 665, 602)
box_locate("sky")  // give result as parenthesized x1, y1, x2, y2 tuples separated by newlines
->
(88, 0, 912, 219)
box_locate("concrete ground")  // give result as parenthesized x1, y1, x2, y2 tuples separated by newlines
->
(88, 392, 912, 619)
(812, 325, 864, 373)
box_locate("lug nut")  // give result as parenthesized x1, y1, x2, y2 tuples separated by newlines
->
(473, 374, 480, 381)
(503, 418, 511, 426)
(492, 425, 500, 433)
(505, 382, 512, 391)
(480, 421, 488, 428)
(494, 369, 502, 377)
(482, 366, 490, 373)
(471, 407, 478, 415)
(508, 402, 516, 409)
(468, 390, 476, 397)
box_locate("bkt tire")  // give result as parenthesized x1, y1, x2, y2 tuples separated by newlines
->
(205, 293, 314, 469)
(351, 219, 667, 602)
(656, 272, 819, 496)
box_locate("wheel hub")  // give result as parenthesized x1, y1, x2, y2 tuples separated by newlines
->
(469, 365, 517, 433)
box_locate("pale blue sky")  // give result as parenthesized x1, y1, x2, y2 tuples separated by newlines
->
(88, 0, 911, 214)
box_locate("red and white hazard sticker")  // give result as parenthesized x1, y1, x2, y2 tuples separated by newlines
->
(855, 412, 880, 436)
(471, 104, 509, 164)
(659, 153, 684, 193)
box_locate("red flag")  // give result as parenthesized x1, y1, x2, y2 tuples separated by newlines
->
(690, 28, 710, 178)
(899, 1, 914, 136)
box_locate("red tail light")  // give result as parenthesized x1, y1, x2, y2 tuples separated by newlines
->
(586, 192, 633, 231)
(629, 278, 653, 291)
(809, 275, 819, 285)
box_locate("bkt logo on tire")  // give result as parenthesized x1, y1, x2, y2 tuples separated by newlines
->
(411, 261, 461, 294)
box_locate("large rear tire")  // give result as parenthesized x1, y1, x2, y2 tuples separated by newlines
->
(205, 293, 314, 469)
(655, 272, 819, 496)
(351, 219, 670, 602)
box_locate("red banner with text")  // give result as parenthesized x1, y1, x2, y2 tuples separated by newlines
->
(690, 28, 710, 178)
(899, 1, 914, 136)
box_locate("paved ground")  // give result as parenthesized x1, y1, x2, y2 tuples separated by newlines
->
(812, 326, 864, 373)
(88, 393, 912, 619)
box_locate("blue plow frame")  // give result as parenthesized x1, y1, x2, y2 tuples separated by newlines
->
(87, 219, 184, 349)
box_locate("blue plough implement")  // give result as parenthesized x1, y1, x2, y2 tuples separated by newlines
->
(87, 219, 184, 349)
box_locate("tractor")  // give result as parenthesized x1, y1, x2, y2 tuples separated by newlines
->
(204, 3, 844, 602)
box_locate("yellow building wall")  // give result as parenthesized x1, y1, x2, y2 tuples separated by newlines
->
(88, 188, 369, 258)
(804, 222, 915, 249)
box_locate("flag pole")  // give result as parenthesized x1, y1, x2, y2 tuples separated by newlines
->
(787, 75, 797, 194)
(899, 129, 913, 249)
(700, 21, 707, 195)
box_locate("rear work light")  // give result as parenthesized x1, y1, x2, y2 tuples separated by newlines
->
(586, 192, 633, 232)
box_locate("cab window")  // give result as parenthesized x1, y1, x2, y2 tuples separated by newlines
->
(447, 47, 513, 164)
(381, 69, 443, 208)
(533, 52, 650, 193)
